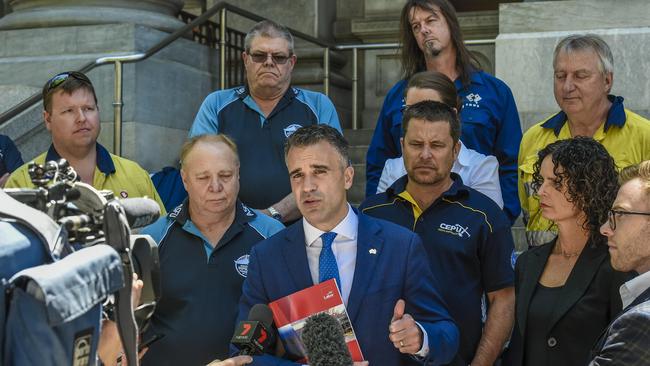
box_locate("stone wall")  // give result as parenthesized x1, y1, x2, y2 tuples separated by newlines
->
(496, 0, 650, 132)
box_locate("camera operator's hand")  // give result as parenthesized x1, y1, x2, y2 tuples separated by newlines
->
(98, 274, 145, 366)
(206, 356, 253, 366)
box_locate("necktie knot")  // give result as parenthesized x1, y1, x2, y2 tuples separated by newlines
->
(321, 232, 337, 249)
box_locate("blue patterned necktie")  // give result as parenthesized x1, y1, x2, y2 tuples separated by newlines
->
(318, 232, 340, 289)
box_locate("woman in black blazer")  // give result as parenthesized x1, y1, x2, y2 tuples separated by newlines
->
(505, 137, 633, 366)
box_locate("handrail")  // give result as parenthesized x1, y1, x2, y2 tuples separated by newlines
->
(0, 1, 337, 155)
(0, 0, 498, 151)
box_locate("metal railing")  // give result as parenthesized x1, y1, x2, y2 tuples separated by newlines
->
(0, 1, 495, 156)
(0, 1, 336, 156)
(336, 39, 495, 129)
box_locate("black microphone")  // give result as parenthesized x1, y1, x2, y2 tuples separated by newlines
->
(302, 313, 354, 366)
(231, 304, 276, 356)
(118, 197, 161, 229)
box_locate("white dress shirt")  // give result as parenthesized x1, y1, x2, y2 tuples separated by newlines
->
(377, 141, 504, 208)
(620, 270, 650, 308)
(303, 204, 358, 305)
(302, 204, 430, 357)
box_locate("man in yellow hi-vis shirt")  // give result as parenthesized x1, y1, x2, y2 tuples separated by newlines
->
(5, 71, 165, 214)
(519, 34, 650, 247)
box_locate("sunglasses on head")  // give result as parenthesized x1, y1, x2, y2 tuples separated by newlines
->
(45, 71, 91, 93)
(247, 52, 292, 65)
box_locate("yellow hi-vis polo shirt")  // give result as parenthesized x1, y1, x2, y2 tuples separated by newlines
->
(6, 143, 166, 215)
(518, 95, 650, 247)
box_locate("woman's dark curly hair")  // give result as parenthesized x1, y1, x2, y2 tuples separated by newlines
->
(532, 137, 619, 244)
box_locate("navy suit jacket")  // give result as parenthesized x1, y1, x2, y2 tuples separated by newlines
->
(236, 211, 459, 365)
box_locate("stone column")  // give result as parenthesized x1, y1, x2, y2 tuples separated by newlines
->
(0, 0, 222, 171)
(0, 0, 185, 32)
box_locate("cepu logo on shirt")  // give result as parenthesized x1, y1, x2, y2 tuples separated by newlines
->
(438, 222, 471, 238)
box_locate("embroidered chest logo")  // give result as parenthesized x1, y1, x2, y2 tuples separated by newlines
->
(464, 93, 482, 108)
(242, 204, 255, 217)
(119, 190, 128, 198)
(438, 222, 471, 238)
(234, 254, 250, 277)
(169, 204, 183, 218)
(283, 124, 303, 138)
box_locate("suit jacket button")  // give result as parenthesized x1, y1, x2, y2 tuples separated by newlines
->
(547, 337, 558, 348)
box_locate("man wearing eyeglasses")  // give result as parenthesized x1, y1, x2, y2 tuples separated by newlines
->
(591, 161, 650, 365)
(189, 20, 341, 224)
(5, 71, 165, 214)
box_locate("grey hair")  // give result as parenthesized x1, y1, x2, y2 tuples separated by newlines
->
(553, 34, 614, 75)
(244, 20, 294, 54)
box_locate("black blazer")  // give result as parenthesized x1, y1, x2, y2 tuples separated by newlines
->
(503, 239, 632, 366)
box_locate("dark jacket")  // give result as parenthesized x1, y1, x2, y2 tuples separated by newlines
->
(504, 239, 632, 366)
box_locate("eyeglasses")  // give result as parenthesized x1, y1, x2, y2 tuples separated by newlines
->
(247, 52, 292, 65)
(45, 71, 91, 93)
(606, 209, 650, 230)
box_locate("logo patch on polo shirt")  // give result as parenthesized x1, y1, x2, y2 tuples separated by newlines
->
(120, 190, 128, 198)
(234, 254, 250, 277)
(464, 93, 482, 108)
(242, 204, 254, 217)
(283, 124, 303, 138)
(438, 222, 471, 238)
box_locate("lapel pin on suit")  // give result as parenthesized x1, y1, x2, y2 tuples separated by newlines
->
(369, 248, 377, 255)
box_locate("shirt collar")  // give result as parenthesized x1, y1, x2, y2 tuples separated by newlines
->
(45, 143, 116, 175)
(387, 172, 469, 200)
(620, 270, 650, 308)
(455, 141, 471, 167)
(541, 95, 626, 136)
(45, 143, 115, 175)
(168, 198, 255, 228)
(303, 204, 357, 247)
(453, 69, 483, 89)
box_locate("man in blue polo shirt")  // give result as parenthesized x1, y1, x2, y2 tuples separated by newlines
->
(361, 101, 514, 366)
(365, 0, 521, 224)
(140, 134, 284, 365)
(189, 19, 340, 224)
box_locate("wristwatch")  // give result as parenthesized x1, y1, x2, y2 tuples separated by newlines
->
(268, 206, 283, 222)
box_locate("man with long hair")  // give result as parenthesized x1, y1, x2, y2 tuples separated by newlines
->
(365, 0, 522, 224)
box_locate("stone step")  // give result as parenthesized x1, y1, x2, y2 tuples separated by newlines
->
(348, 145, 368, 164)
(343, 128, 374, 146)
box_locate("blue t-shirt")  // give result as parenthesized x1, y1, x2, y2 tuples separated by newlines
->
(189, 86, 341, 210)
(365, 71, 522, 224)
(360, 174, 515, 364)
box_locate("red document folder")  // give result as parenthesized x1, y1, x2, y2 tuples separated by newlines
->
(268, 279, 364, 362)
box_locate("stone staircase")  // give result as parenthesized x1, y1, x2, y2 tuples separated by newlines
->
(343, 128, 373, 206)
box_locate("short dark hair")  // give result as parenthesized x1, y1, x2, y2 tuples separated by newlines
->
(399, 0, 480, 87)
(284, 125, 350, 167)
(532, 137, 619, 244)
(42, 71, 97, 112)
(406, 71, 460, 109)
(402, 100, 460, 143)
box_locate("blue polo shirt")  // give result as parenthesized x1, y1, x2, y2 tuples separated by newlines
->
(140, 199, 284, 365)
(0, 134, 23, 177)
(365, 71, 522, 224)
(360, 174, 515, 365)
(190, 86, 341, 210)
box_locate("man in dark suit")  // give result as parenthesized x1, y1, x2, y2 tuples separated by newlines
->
(236, 125, 459, 365)
(591, 161, 650, 365)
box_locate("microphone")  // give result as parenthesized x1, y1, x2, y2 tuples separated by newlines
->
(231, 304, 276, 356)
(118, 197, 161, 229)
(302, 313, 353, 366)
